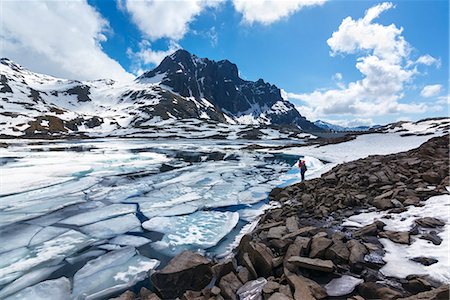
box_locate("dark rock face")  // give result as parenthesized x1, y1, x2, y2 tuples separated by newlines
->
(0, 74, 13, 93)
(137, 49, 320, 131)
(65, 84, 91, 102)
(151, 251, 213, 299)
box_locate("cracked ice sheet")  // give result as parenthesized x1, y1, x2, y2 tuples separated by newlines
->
(80, 213, 142, 239)
(72, 247, 160, 300)
(343, 194, 450, 283)
(5, 277, 71, 300)
(142, 211, 239, 256)
(59, 204, 136, 226)
(0, 230, 95, 286)
(0, 193, 87, 227)
(109, 235, 151, 247)
(0, 141, 169, 196)
(0, 265, 63, 298)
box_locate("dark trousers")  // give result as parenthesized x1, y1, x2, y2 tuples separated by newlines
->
(301, 171, 305, 181)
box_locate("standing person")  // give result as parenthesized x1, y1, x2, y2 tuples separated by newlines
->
(298, 159, 307, 181)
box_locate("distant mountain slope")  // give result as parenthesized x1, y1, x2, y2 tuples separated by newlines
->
(314, 120, 374, 132)
(0, 51, 321, 139)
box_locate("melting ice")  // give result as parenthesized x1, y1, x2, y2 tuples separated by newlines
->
(0, 138, 304, 299)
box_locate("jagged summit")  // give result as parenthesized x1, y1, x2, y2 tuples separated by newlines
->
(138, 49, 319, 130)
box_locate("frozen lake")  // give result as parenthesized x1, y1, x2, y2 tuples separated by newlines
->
(0, 138, 324, 299)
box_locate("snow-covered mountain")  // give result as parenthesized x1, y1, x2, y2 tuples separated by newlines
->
(0, 50, 321, 139)
(138, 50, 317, 130)
(314, 120, 374, 132)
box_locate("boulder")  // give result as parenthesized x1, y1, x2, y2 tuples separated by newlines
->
(354, 221, 385, 237)
(420, 232, 443, 245)
(415, 217, 445, 228)
(421, 172, 441, 184)
(284, 268, 325, 300)
(247, 242, 274, 277)
(281, 226, 318, 240)
(268, 292, 292, 300)
(410, 257, 438, 266)
(139, 288, 162, 300)
(358, 282, 402, 299)
(151, 251, 212, 299)
(270, 239, 291, 251)
(288, 256, 335, 272)
(404, 197, 421, 206)
(373, 198, 395, 210)
(263, 281, 280, 294)
(279, 285, 293, 298)
(403, 275, 433, 294)
(242, 252, 258, 279)
(347, 240, 368, 271)
(219, 272, 242, 300)
(211, 286, 221, 295)
(267, 226, 287, 239)
(181, 290, 203, 300)
(237, 266, 252, 283)
(399, 284, 449, 300)
(110, 291, 136, 300)
(309, 236, 332, 258)
(325, 240, 350, 263)
(379, 231, 410, 244)
(286, 216, 299, 233)
(212, 259, 234, 280)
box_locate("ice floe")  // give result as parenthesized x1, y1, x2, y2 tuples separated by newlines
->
(80, 214, 141, 239)
(0, 230, 94, 287)
(0, 265, 63, 298)
(110, 235, 151, 247)
(143, 211, 240, 255)
(5, 277, 71, 300)
(59, 204, 136, 226)
(72, 247, 159, 300)
(325, 275, 363, 296)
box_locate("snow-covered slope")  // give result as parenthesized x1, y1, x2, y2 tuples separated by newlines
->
(0, 51, 321, 139)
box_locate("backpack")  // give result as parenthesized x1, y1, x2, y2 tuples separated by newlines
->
(299, 160, 307, 171)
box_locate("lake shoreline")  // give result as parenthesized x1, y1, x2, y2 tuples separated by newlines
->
(121, 134, 449, 300)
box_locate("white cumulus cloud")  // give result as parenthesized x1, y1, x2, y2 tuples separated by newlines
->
(421, 84, 443, 98)
(291, 2, 433, 120)
(0, 1, 134, 82)
(232, 0, 326, 25)
(415, 54, 441, 67)
(123, 0, 222, 41)
(127, 40, 180, 75)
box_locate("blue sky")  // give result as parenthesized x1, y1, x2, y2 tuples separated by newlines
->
(1, 0, 448, 126)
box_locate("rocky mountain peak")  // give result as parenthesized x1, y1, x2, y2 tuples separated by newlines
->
(136, 49, 320, 131)
(1, 57, 24, 73)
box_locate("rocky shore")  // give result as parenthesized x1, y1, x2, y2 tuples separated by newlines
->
(113, 135, 449, 300)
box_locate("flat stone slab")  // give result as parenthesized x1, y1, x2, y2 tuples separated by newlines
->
(287, 256, 335, 272)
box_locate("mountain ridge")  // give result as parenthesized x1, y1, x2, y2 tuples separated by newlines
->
(0, 51, 322, 138)
(138, 49, 318, 131)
